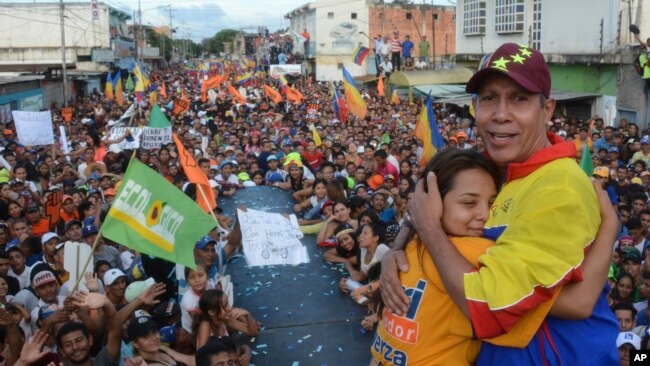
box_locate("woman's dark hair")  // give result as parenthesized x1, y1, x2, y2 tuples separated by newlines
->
(193, 289, 227, 337)
(87, 131, 102, 147)
(361, 222, 385, 245)
(326, 180, 346, 202)
(94, 260, 111, 277)
(348, 196, 367, 216)
(611, 271, 635, 303)
(420, 147, 501, 198)
(358, 210, 379, 226)
(77, 199, 94, 220)
(400, 177, 415, 193)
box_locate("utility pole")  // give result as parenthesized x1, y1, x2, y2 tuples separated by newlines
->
(431, 1, 436, 69)
(138, 0, 142, 64)
(169, 6, 173, 60)
(59, 0, 68, 106)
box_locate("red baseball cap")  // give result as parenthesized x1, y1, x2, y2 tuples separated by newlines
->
(465, 43, 551, 98)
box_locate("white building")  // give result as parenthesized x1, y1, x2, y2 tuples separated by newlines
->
(454, 0, 649, 126)
(0, 2, 134, 73)
(285, 0, 370, 81)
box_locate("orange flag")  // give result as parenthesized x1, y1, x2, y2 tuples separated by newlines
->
(172, 134, 217, 212)
(286, 86, 303, 103)
(263, 84, 282, 104)
(377, 76, 385, 97)
(227, 83, 246, 104)
(160, 81, 168, 99)
(201, 74, 225, 103)
(391, 89, 400, 105)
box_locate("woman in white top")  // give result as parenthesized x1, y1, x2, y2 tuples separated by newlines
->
(342, 223, 388, 283)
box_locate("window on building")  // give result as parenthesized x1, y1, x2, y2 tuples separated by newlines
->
(351, 12, 357, 19)
(532, 0, 542, 50)
(379, 12, 384, 19)
(495, 0, 525, 34)
(463, 0, 486, 36)
(406, 12, 412, 20)
(328, 12, 334, 19)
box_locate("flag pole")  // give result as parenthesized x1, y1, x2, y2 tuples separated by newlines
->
(197, 184, 223, 229)
(70, 149, 138, 294)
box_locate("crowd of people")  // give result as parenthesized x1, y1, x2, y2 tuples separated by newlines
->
(0, 38, 642, 365)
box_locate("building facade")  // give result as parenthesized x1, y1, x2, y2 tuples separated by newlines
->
(0, 2, 134, 72)
(285, 0, 456, 82)
(454, 0, 645, 126)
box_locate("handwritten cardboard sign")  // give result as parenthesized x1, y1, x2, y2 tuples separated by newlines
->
(12, 111, 55, 146)
(237, 208, 309, 267)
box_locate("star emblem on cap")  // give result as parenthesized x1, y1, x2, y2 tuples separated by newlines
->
(511, 53, 526, 64)
(492, 56, 511, 71)
(519, 47, 532, 58)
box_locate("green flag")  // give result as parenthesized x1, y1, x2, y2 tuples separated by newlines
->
(579, 143, 593, 176)
(102, 159, 214, 269)
(149, 104, 171, 127)
(380, 132, 391, 145)
(126, 74, 134, 92)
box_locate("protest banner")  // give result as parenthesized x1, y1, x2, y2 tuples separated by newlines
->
(59, 126, 71, 162)
(108, 127, 143, 149)
(141, 127, 172, 149)
(12, 111, 55, 146)
(237, 208, 309, 267)
(269, 64, 302, 76)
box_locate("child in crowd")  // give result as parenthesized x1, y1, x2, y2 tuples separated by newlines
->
(295, 179, 327, 220)
(181, 263, 213, 333)
(194, 289, 259, 349)
(609, 272, 636, 306)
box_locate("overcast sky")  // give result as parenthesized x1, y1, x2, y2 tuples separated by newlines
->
(0, 0, 454, 42)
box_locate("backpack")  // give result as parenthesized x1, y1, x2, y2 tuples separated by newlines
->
(634, 53, 644, 76)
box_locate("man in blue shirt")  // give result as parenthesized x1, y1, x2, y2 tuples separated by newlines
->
(593, 126, 615, 152)
(402, 35, 414, 61)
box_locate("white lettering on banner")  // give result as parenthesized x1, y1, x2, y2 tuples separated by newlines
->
(141, 127, 172, 149)
(11, 111, 54, 146)
(237, 208, 309, 267)
(108, 127, 143, 149)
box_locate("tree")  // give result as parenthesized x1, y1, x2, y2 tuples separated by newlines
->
(201, 29, 238, 55)
(144, 27, 172, 60)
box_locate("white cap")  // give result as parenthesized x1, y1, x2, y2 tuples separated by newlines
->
(125, 278, 155, 303)
(209, 179, 220, 189)
(41, 232, 60, 245)
(616, 332, 641, 350)
(103, 268, 127, 286)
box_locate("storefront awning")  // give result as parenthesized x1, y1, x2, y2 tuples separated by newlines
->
(388, 68, 474, 87)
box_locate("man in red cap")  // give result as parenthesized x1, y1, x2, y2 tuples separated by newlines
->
(381, 43, 618, 364)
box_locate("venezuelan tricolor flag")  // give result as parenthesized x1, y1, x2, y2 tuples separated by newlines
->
(105, 72, 114, 100)
(342, 67, 367, 119)
(235, 72, 253, 85)
(351, 45, 370, 65)
(414, 95, 445, 166)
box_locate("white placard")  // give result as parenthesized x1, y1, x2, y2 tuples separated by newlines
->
(269, 64, 302, 76)
(108, 127, 143, 149)
(141, 127, 172, 149)
(59, 126, 71, 163)
(12, 111, 54, 146)
(63, 241, 93, 292)
(237, 208, 309, 267)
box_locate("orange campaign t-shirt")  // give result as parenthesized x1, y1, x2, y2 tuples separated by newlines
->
(31, 219, 50, 238)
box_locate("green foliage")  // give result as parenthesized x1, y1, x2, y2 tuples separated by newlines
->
(201, 29, 239, 55)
